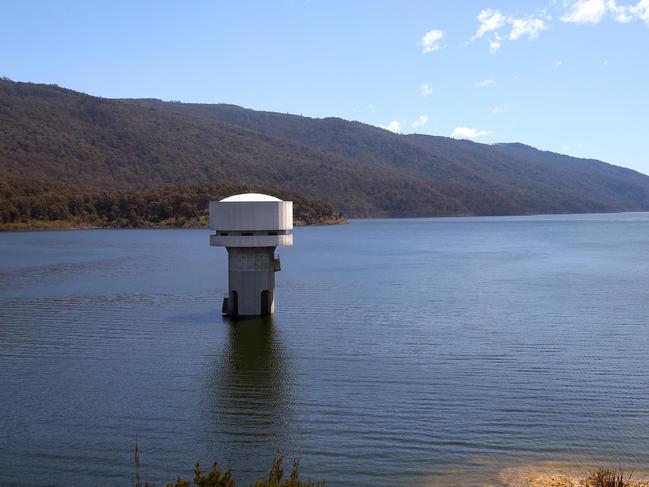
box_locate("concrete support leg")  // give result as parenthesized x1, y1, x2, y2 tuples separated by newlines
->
(226, 246, 277, 317)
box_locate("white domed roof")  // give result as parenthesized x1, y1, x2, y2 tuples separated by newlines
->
(219, 193, 282, 202)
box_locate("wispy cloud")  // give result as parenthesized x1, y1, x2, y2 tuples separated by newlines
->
(475, 78, 495, 87)
(437, 2, 647, 59)
(493, 102, 515, 114)
(380, 120, 402, 133)
(607, 0, 634, 22)
(411, 115, 429, 128)
(419, 83, 433, 97)
(508, 15, 549, 40)
(421, 29, 444, 53)
(561, 0, 607, 23)
(634, 1, 649, 26)
(470, 8, 550, 52)
(561, 0, 649, 25)
(451, 127, 493, 139)
(488, 35, 503, 53)
(555, 60, 563, 67)
(473, 8, 507, 39)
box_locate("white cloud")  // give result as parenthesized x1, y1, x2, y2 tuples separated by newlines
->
(451, 127, 493, 139)
(489, 34, 503, 52)
(411, 115, 429, 128)
(469, 1, 646, 54)
(631, 0, 649, 25)
(493, 102, 515, 113)
(607, 0, 634, 22)
(508, 15, 549, 40)
(472, 9, 507, 52)
(561, 0, 607, 23)
(471, 8, 550, 52)
(475, 78, 495, 87)
(555, 60, 563, 67)
(380, 120, 402, 133)
(419, 83, 433, 97)
(473, 9, 508, 39)
(561, 0, 649, 24)
(421, 29, 444, 53)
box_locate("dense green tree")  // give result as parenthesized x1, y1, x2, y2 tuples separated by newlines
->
(0, 179, 345, 230)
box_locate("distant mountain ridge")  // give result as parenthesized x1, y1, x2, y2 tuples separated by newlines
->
(2, 78, 649, 220)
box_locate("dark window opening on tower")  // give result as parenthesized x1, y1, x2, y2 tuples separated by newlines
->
(261, 290, 270, 316)
(230, 290, 238, 317)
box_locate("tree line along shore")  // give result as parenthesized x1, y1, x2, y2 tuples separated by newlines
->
(0, 179, 346, 231)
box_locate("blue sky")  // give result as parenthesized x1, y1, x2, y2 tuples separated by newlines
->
(2, 0, 648, 173)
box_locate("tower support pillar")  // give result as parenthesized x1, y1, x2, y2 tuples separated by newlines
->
(225, 246, 277, 317)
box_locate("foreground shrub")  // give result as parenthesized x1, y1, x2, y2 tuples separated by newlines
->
(162, 457, 323, 487)
(584, 467, 634, 487)
(134, 439, 323, 487)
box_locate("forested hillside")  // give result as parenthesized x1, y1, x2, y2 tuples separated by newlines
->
(2, 78, 649, 229)
(131, 98, 649, 215)
(0, 179, 345, 230)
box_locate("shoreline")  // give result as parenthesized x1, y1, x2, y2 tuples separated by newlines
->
(0, 218, 348, 233)
(428, 461, 649, 487)
(3, 210, 648, 233)
(497, 463, 649, 487)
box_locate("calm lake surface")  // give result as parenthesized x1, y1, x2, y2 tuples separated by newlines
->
(2, 213, 649, 486)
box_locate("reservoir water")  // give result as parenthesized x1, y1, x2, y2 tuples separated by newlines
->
(1, 213, 649, 486)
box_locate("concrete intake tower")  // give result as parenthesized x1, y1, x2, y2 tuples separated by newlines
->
(209, 193, 293, 318)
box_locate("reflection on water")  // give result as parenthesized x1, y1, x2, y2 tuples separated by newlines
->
(1, 218, 649, 486)
(206, 316, 295, 476)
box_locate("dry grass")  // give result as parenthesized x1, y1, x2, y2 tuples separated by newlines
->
(161, 458, 324, 487)
(583, 468, 634, 487)
(133, 439, 324, 487)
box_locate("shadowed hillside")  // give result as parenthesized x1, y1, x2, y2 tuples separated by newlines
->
(2, 78, 649, 223)
(130, 98, 649, 215)
(0, 179, 345, 230)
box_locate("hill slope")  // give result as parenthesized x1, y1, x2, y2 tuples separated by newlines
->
(2, 78, 649, 221)
(129, 98, 649, 215)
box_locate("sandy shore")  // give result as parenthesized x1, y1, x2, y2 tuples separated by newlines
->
(498, 463, 649, 487)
